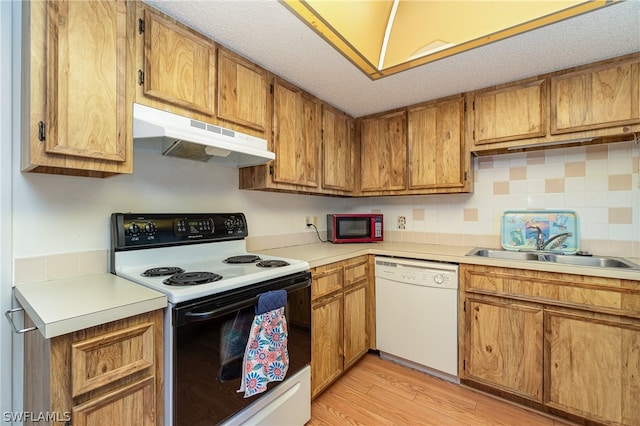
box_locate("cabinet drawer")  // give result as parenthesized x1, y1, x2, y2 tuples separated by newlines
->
(71, 322, 155, 397)
(343, 258, 368, 287)
(312, 267, 342, 300)
(463, 265, 640, 317)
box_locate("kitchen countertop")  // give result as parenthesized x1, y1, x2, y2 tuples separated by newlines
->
(13, 273, 167, 339)
(256, 242, 640, 281)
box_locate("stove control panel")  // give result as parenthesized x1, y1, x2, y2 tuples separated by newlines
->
(111, 213, 249, 249)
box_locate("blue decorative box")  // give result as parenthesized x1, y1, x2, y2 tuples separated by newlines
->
(501, 210, 579, 254)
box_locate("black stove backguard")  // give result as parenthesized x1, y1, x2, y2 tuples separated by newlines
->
(110, 212, 250, 272)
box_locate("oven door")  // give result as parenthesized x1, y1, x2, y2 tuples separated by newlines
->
(171, 272, 311, 425)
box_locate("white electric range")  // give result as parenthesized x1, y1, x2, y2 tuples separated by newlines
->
(111, 212, 311, 426)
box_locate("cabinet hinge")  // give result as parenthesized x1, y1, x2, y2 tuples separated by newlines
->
(472, 130, 475, 140)
(37, 121, 46, 141)
(464, 171, 467, 181)
(138, 70, 144, 86)
(472, 100, 475, 110)
(269, 84, 274, 95)
(269, 164, 274, 175)
(138, 18, 145, 34)
(463, 359, 466, 371)
(463, 300, 466, 312)
(464, 102, 467, 112)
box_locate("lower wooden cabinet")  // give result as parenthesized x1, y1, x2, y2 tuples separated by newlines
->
(545, 310, 640, 425)
(461, 264, 640, 426)
(310, 256, 370, 397)
(24, 310, 163, 426)
(466, 298, 543, 403)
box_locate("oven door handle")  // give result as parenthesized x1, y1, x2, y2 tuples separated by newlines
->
(181, 278, 311, 323)
(183, 299, 255, 322)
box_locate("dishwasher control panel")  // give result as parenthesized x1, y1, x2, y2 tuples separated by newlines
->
(375, 257, 459, 289)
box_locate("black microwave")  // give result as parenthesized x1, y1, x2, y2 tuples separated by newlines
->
(326, 214, 383, 243)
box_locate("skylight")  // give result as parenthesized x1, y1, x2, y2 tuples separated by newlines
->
(281, 0, 615, 80)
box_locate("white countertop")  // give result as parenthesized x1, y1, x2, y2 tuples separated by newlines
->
(256, 242, 640, 281)
(14, 273, 167, 339)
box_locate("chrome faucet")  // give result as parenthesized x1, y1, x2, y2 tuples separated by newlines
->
(526, 226, 572, 251)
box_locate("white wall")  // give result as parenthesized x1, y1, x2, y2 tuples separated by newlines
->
(1, 0, 15, 420)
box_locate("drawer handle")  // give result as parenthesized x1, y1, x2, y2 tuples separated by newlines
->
(4, 307, 37, 334)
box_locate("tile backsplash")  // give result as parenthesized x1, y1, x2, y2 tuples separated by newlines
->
(253, 141, 640, 258)
(376, 141, 640, 258)
(14, 250, 108, 285)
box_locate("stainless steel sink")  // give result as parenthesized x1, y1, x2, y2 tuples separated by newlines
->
(466, 248, 640, 270)
(468, 248, 541, 261)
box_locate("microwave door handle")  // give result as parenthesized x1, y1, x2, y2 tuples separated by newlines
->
(184, 298, 257, 323)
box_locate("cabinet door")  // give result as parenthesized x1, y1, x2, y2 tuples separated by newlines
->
(473, 79, 546, 145)
(37, 0, 129, 167)
(466, 298, 543, 403)
(142, 9, 215, 115)
(311, 293, 343, 398)
(360, 111, 407, 192)
(272, 80, 320, 188)
(551, 57, 640, 134)
(72, 377, 155, 426)
(343, 283, 368, 369)
(217, 48, 270, 132)
(408, 98, 465, 189)
(322, 105, 355, 192)
(545, 311, 640, 425)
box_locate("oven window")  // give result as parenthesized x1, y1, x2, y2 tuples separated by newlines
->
(174, 286, 311, 425)
(337, 217, 371, 238)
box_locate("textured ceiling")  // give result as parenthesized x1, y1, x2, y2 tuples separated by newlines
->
(145, 0, 640, 118)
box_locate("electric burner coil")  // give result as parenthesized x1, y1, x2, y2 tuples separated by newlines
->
(224, 255, 262, 264)
(142, 267, 185, 277)
(256, 260, 290, 268)
(163, 271, 223, 286)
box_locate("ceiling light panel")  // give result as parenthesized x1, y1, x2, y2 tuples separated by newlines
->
(282, 0, 615, 80)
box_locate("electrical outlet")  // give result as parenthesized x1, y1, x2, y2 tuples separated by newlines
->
(305, 216, 318, 227)
(397, 216, 406, 230)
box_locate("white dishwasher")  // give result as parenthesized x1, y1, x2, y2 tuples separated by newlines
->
(375, 256, 459, 382)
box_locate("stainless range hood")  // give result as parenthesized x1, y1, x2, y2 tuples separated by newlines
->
(132, 103, 275, 167)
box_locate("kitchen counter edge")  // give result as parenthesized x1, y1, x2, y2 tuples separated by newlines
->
(13, 273, 167, 339)
(255, 242, 640, 281)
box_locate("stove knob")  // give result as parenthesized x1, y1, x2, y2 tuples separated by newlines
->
(129, 222, 140, 234)
(145, 222, 157, 233)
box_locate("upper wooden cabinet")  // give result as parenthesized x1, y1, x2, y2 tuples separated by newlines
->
(322, 105, 355, 193)
(22, 0, 133, 178)
(470, 53, 640, 154)
(272, 79, 320, 188)
(217, 48, 271, 135)
(551, 56, 640, 134)
(360, 110, 407, 193)
(471, 79, 546, 145)
(408, 96, 467, 190)
(135, 6, 216, 117)
(356, 98, 470, 196)
(239, 78, 324, 193)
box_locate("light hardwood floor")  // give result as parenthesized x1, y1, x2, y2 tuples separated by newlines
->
(309, 354, 574, 426)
